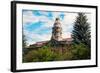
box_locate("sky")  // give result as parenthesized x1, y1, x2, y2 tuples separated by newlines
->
(23, 10, 91, 46)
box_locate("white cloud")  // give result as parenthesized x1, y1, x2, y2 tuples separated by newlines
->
(23, 11, 38, 24)
(24, 29, 51, 45)
(63, 13, 77, 25)
(52, 12, 63, 20)
(58, 13, 78, 39)
(62, 32, 72, 38)
(23, 10, 52, 25)
(86, 14, 91, 24)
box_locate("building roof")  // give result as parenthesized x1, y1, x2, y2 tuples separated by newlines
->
(62, 38, 73, 41)
(29, 41, 48, 47)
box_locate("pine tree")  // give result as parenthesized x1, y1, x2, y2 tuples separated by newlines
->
(22, 34, 28, 57)
(23, 34, 27, 48)
(72, 13, 91, 48)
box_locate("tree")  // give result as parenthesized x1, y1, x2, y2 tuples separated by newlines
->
(22, 34, 28, 57)
(23, 34, 27, 48)
(72, 13, 91, 48)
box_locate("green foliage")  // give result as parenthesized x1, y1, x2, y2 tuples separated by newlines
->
(72, 13, 91, 48)
(71, 43, 90, 59)
(32, 48, 55, 62)
(23, 34, 27, 48)
(23, 43, 91, 62)
(23, 45, 58, 62)
(63, 51, 73, 60)
(22, 34, 28, 56)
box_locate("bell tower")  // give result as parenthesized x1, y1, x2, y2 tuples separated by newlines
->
(51, 18, 62, 41)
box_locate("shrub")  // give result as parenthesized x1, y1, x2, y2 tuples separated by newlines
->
(71, 43, 91, 60)
(23, 45, 59, 62)
(32, 48, 55, 62)
(23, 50, 38, 62)
(63, 51, 73, 60)
(23, 43, 91, 63)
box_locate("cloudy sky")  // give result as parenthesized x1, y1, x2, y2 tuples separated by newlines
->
(23, 10, 91, 45)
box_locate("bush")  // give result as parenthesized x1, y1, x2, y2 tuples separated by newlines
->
(23, 50, 38, 62)
(63, 51, 73, 60)
(71, 43, 91, 60)
(23, 45, 59, 62)
(23, 43, 91, 63)
(32, 48, 55, 62)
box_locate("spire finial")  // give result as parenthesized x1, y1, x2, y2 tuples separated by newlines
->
(56, 17, 60, 21)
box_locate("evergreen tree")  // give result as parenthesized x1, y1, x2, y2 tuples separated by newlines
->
(22, 34, 28, 57)
(72, 13, 91, 48)
(23, 34, 27, 48)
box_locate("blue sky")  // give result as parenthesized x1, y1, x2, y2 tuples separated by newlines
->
(23, 10, 91, 45)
